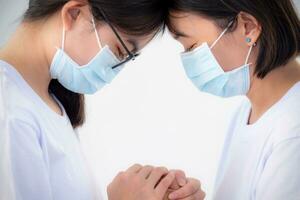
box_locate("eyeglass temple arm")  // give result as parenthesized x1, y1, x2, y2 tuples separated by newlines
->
(98, 8, 135, 59)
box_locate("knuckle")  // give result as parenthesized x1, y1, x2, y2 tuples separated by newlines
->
(144, 165, 154, 171)
(192, 186, 199, 194)
(201, 191, 206, 199)
(107, 184, 111, 191)
(155, 167, 168, 174)
(107, 184, 113, 194)
(159, 166, 169, 171)
(198, 179, 202, 187)
(194, 190, 206, 200)
(117, 171, 125, 177)
(118, 172, 129, 182)
(192, 177, 200, 184)
(172, 169, 185, 178)
(191, 179, 201, 191)
(133, 163, 142, 168)
(117, 171, 124, 177)
(176, 169, 185, 175)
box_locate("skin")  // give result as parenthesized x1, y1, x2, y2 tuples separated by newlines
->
(0, 1, 153, 116)
(168, 11, 300, 124)
(108, 164, 205, 200)
(0, 1, 205, 199)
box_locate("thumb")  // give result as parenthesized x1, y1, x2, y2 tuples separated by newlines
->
(171, 170, 187, 188)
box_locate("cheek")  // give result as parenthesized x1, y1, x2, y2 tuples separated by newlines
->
(211, 34, 249, 72)
(96, 26, 122, 58)
(176, 38, 197, 51)
(100, 34, 119, 58)
(64, 30, 100, 66)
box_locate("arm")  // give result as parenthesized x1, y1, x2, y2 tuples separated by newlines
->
(8, 118, 53, 200)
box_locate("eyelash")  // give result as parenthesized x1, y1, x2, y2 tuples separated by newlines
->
(117, 47, 126, 59)
(187, 43, 197, 52)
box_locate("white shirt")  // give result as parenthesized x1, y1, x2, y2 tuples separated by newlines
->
(213, 82, 300, 200)
(0, 60, 99, 200)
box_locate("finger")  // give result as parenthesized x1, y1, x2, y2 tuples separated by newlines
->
(148, 167, 168, 187)
(172, 169, 187, 187)
(126, 164, 143, 174)
(177, 190, 206, 200)
(168, 178, 200, 200)
(138, 165, 154, 179)
(155, 172, 176, 199)
(167, 170, 182, 190)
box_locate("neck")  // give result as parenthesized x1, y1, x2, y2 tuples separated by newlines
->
(0, 21, 52, 99)
(247, 57, 300, 124)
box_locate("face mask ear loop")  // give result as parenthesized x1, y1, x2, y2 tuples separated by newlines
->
(210, 21, 234, 50)
(245, 44, 254, 66)
(92, 17, 103, 50)
(62, 26, 66, 51)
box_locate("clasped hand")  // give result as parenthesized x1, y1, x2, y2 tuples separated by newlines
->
(108, 164, 206, 200)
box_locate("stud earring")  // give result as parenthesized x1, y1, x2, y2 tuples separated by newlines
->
(246, 37, 252, 43)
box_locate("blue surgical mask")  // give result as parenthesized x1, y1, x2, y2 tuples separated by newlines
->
(50, 18, 122, 94)
(180, 22, 254, 97)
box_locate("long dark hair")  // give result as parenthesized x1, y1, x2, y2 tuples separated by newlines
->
(166, 0, 300, 79)
(24, 0, 166, 128)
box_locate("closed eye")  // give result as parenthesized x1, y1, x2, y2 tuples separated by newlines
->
(186, 43, 197, 52)
(117, 46, 127, 60)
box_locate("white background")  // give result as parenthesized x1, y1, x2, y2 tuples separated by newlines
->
(1, 0, 299, 199)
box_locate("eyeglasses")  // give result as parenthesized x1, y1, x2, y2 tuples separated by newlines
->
(98, 8, 140, 69)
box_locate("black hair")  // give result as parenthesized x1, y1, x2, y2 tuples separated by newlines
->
(23, 0, 167, 128)
(166, 0, 300, 79)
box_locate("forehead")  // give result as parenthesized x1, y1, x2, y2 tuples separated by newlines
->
(167, 11, 219, 37)
(119, 31, 158, 51)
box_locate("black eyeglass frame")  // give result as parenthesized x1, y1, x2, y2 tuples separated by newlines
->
(98, 8, 140, 69)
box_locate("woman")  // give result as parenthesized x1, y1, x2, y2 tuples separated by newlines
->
(164, 0, 300, 199)
(0, 0, 206, 199)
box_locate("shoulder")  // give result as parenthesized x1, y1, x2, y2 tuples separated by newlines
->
(270, 94, 300, 146)
(1, 67, 40, 132)
(271, 114, 300, 146)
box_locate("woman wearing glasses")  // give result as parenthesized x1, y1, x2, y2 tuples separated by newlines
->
(0, 0, 205, 200)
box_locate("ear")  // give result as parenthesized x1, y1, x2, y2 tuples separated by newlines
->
(237, 12, 262, 47)
(61, 0, 89, 31)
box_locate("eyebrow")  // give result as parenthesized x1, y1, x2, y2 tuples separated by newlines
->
(126, 39, 139, 53)
(172, 29, 190, 39)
